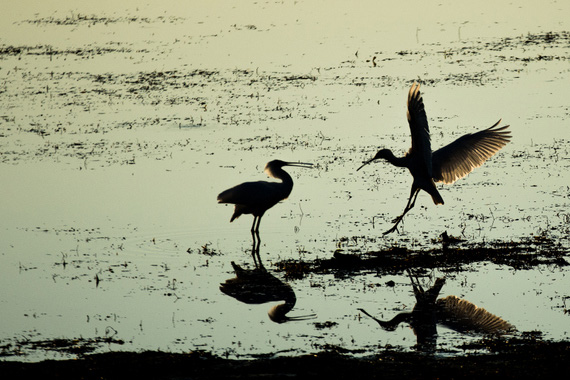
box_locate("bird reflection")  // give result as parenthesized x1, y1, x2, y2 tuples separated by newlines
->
(220, 240, 315, 323)
(358, 271, 514, 352)
(357, 82, 511, 234)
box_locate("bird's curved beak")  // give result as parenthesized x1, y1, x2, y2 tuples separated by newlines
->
(356, 158, 375, 171)
(287, 313, 317, 321)
(272, 313, 317, 323)
(285, 162, 314, 168)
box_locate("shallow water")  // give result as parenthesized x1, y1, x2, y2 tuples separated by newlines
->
(1, 0, 569, 361)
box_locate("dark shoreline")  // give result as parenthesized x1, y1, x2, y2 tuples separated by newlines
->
(2, 339, 569, 379)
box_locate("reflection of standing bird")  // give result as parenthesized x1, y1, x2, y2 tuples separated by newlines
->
(358, 273, 514, 352)
(220, 261, 315, 323)
(357, 82, 511, 234)
(217, 160, 313, 235)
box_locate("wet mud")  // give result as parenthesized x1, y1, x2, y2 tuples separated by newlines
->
(277, 234, 568, 279)
(1, 339, 570, 379)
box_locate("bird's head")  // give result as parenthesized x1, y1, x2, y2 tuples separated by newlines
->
(356, 149, 393, 171)
(265, 159, 288, 170)
(264, 160, 313, 178)
(268, 303, 316, 324)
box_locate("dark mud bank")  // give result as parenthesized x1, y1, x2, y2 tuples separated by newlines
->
(2, 338, 569, 379)
(275, 234, 569, 280)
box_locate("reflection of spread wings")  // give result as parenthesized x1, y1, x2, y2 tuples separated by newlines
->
(219, 262, 294, 305)
(360, 273, 515, 339)
(437, 295, 515, 334)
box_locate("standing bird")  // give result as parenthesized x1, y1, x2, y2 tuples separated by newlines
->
(357, 82, 511, 234)
(217, 160, 313, 237)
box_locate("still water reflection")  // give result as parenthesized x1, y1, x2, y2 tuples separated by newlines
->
(220, 236, 316, 323)
(359, 271, 515, 353)
(0, 0, 568, 362)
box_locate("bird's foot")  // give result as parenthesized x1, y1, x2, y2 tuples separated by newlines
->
(383, 225, 399, 235)
(391, 215, 403, 224)
(384, 215, 404, 234)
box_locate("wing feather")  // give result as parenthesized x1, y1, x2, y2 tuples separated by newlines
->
(407, 82, 432, 176)
(432, 120, 511, 184)
(217, 181, 283, 207)
(436, 295, 514, 334)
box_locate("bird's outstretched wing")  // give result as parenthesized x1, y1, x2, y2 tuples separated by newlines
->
(407, 82, 432, 176)
(432, 120, 511, 184)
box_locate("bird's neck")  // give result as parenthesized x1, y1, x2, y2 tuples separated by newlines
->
(385, 151, 409, 168)
(273, 168, 294, 197)
(380, 312, 413, 330)
(268, 290, 297, 322)
(274, 168, 293, 183)
(273, 298, 295, 314)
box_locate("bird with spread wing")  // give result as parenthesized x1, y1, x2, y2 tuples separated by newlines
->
(358, 82, 511, 234)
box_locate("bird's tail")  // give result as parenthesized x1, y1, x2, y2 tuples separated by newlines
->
(229, 205, 244, 222)
(431, 189, 444, 205)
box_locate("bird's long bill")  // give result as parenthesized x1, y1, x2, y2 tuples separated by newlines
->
(356, 158, 374, 171)
(285, 162, 314, 168)
(286, 313, 317, 321)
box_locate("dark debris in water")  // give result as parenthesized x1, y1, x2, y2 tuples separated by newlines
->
(314, 321, 339, 330)
(2, 29, 570, 168)
(459, 330, 544, 353)
(0, 44, 137, 58)
(19, 14, 184, 26)
(0, 336, 126, 358)
(274, 235, 568, 277)
(275, 260, 312, 280)
(188, 243, 221, 256)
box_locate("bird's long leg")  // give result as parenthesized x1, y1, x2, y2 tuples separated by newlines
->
(254, 230, 261, 266)
(250, 233, 260, 268)
(407, 269, 424, 297)
(407, 187, 421, 210)
(251, 215, 262, 266)
(384, 187, 420, 235)
(250, 216, 258, 236)
(254, 215, 262, 235)
(250, 216, 262, 267)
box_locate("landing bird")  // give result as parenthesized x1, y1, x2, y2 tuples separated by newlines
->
(217, 160, 313, 235)
(357, 82, 511, 234)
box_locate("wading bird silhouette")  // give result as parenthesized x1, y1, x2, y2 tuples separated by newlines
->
(217, 160, 313, 240)
(357, 82, 511, 234)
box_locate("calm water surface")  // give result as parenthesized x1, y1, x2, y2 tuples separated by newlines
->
(0, 0, 569, 361)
